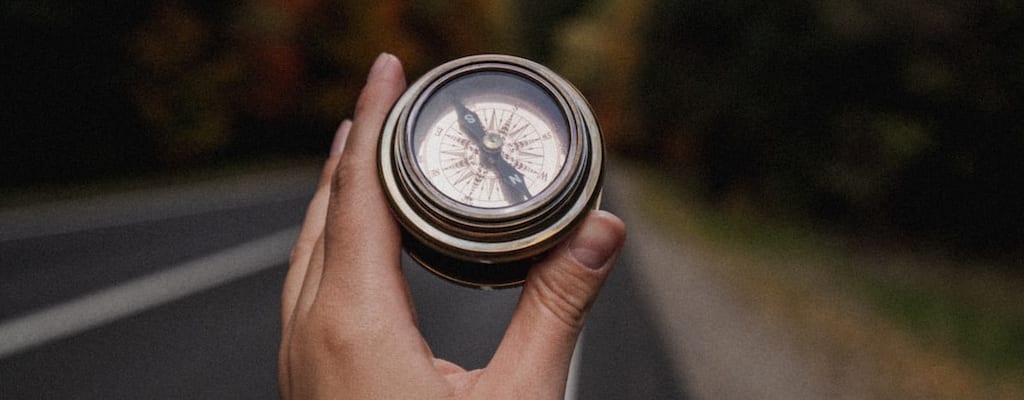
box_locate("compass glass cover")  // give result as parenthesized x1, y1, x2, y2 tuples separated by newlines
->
(410, 71, 570, 209)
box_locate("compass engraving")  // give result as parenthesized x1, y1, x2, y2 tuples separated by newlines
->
(416, 101, 567, 208)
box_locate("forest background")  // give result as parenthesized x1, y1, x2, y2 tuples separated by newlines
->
(4, 0, 1021, 252)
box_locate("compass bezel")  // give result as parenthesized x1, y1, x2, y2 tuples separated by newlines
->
(401, 62, 582, 222)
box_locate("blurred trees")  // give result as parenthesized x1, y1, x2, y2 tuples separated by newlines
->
(2, 1, 153, 186)
(1, 0, 520, 187)
(3, 0, 1020, 253)
(536, 0, 650, 152)
(631, 0, 1024, 252)
(127, 0, 520, 164)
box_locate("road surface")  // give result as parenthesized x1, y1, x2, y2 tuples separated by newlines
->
(0, 165, 686, 399)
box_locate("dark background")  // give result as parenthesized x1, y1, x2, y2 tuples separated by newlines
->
(4, 0, 1021, 254)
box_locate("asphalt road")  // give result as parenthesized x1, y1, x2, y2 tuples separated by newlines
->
(0, 166, 685, 399)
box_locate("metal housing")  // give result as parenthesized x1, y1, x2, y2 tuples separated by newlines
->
(378, 54, 604, 288)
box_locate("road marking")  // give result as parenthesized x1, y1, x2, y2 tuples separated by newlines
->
(0, 227, 299, 359)
(564, 330, 584, 400)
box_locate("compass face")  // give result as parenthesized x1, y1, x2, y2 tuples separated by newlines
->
(409, 71, 571, 209)
(415, 101, 567, 208)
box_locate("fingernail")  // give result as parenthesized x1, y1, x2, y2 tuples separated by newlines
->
(367, 52, 394, 81)
(569, 216, 624, 270)
(330, 119, 352, 156)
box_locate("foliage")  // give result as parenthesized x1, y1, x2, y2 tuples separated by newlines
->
(634, 0, 1024, 252)
(2, 1, 153, 186)
(1, 0, 521, 187)
(126, 0, 521, 164)
(631, 159, 1024, 396)
(3, 0, 1020, 254)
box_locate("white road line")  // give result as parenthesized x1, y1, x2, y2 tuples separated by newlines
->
(564, 329, 584, 400)
(0, 227, 299, 359)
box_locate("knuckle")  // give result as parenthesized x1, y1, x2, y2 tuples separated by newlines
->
(329, 159, 356, 197)
(353, 92, 372, 120)
(528, 264, 594, 331)
(298, 305, 353, 354)
(298, 300, 389, 356)
(329, 158, 376, 213)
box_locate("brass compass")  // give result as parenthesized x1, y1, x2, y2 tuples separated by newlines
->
(378, 54, 603, 288)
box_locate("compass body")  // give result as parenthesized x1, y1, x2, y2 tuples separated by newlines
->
(378, 54, 603, 288)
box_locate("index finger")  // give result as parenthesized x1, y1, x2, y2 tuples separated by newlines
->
(315, 53, 417, 330)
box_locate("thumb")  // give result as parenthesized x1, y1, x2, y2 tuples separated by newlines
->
(480, 210, 625, 397)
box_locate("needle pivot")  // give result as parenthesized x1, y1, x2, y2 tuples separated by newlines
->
(482, 133, 503, 151)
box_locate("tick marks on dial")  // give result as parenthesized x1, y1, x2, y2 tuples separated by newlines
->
(417, 101, 566, 208)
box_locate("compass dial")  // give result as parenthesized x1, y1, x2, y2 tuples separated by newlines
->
(416, 101, 567, 208)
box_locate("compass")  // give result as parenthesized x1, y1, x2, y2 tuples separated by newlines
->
(378, 54, 603, 288)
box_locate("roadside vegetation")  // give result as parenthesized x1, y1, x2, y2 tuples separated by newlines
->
(630, 159, 1024, 399)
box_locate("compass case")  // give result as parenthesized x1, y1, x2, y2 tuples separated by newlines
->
(378, 54, 604, 288)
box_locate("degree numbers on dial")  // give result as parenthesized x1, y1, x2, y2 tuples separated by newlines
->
(416, 101, 566, 208)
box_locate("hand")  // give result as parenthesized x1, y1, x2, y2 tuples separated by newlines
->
(279, 53, 626, 399)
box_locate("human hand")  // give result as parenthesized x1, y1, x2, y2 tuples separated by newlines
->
(279, 53, 626, 399)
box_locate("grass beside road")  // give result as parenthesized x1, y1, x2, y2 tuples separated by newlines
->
(624, 159, 1024, 399)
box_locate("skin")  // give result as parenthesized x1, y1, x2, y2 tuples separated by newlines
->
(279, 53, 627, 399)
